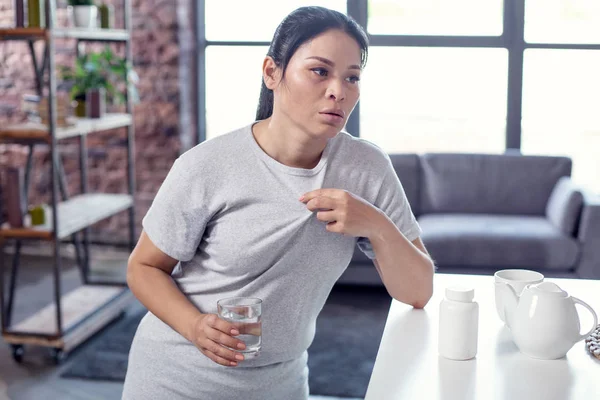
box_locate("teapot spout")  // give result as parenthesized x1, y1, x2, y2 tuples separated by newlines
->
(501, 283, 520, 329)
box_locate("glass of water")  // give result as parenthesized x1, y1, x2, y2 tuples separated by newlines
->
(217, 297, 262, 359)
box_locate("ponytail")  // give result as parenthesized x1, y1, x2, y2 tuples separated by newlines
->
(255, 81, 274, 121)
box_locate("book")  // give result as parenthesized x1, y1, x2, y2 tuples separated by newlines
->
(4, 168, 26, 228)
(15, 0, 25, 27)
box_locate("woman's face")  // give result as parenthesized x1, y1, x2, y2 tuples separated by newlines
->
(266, 29, 363, 140)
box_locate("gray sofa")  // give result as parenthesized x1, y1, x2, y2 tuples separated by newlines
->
(339, 153, 600, 285)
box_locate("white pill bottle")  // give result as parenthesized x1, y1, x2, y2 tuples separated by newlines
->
(438, 286, 479, 360)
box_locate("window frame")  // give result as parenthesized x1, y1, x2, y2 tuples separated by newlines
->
(193, 0, 600, 150)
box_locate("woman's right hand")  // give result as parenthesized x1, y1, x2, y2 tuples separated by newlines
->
(189, 313, 247, 367)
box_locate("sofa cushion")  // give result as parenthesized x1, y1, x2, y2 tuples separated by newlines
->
(389, 154, 420, 216)
(418, 214, 579, 270)
(419, 153, 572, 215)
(546, 177, 584, 236)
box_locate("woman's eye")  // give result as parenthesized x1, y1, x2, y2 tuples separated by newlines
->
(347, 75, 360, 84)
(312, 68, 328, 77)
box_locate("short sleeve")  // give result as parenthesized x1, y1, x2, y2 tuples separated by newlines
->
(357, 158, 422, 260)
(142, 158, 211, 262)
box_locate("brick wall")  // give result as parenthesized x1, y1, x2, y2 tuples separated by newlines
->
(0, 0, 196, 245)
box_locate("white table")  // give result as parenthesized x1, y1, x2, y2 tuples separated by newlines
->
(365, 273, 600, 400)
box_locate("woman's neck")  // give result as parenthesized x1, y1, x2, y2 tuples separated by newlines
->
(252, 116, 328, 170)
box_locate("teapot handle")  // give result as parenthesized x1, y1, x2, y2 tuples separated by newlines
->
(572, 297, 598, 340)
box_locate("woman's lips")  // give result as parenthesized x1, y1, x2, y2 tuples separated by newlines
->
(320, 112, 344, 124)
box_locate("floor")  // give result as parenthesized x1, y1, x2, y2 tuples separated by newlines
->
(0, 243, 362, 400)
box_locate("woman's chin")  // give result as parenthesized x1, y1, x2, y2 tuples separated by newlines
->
(312, 126, 340, 141)
(314, 120, 343, 135)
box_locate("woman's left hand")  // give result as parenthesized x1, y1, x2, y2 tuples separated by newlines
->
(300, 189, 384, 238)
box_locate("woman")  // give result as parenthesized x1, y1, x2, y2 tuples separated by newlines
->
(123, 6, 434, 400)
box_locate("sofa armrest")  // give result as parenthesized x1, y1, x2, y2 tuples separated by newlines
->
(575, 192, 600, 279)
(546, 176, 584, 236)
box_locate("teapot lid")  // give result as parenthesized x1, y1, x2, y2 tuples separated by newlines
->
(529, 281, 568, 297)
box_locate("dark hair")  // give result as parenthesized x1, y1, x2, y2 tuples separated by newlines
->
(255, 6, 369, 121)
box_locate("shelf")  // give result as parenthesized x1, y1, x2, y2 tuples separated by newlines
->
(0, 113, 132, 143)
(0, 27, 129, 42)
(2, 285, 133, 351)
(0, 27, 45, 40)
(0, 0, 135, 360)
(0, 193, 133, 240)
(54, 28, 129, 41)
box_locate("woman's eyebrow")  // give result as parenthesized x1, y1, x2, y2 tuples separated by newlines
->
(305, 56, 361, 71)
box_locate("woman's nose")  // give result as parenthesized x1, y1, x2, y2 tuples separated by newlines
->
(326, 80, 345, 101)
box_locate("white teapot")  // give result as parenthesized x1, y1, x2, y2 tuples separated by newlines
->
(500, 281, 598, 359)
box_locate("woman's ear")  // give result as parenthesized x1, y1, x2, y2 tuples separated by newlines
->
(262, 56, 281, 90)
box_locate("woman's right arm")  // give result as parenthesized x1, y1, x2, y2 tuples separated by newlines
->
(127, 230, 247, 366)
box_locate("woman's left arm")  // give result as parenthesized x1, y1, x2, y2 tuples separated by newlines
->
(301, 188, 434, 309)
(369, 212, 434, 309)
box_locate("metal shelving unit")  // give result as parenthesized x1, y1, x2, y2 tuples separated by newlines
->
(0, 0, 136, 364)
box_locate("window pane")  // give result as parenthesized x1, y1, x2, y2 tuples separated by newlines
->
(368, 0, 503, 36)
(521, 49, 600, 194)
(525, 0, 600, 44)
(205, 1, 346, 41)
(359, 47, 508, 154)
(205, 46, 268, 139)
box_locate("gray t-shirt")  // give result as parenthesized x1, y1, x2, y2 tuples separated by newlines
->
(123, 122, 421, 399)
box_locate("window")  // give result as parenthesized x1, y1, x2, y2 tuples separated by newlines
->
(204, 1, 346, 140)
(205, 46, 268, 139)
(525, 0, 600, 44)
(367, 0, 504, 36)
(205, 1, 346, 41)
(197, 1, 600, 194)
(359, 47, 508, 154)
(521, 49, 600, 193)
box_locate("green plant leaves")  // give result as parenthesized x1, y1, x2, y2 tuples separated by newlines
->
(59, 45, 139, 106)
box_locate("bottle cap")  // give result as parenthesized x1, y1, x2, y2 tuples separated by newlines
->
(445, 286, 474, 302)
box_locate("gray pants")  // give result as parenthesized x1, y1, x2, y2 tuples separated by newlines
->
(122, 312, 309, 400)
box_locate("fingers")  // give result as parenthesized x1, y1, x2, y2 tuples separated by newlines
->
(301, 188, 345, 203)
(206, 313, 239, 336)
(316, 210, 336, 223)
(205, 325, 247, 353)
(197, 314, 246, 367)
(325, 221, 344, 234)
(201, 332, 245, 362)
(306, 196, 337, 212)
(200, 348, 240, 367)
(300, 189, 323, 202)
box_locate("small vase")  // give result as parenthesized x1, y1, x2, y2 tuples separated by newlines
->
(98, 4, 115, 29)
(74, 98, 86, 118)
(68, 5, 98, 29)
(86, 88, 106, 118)
(5, 168, 26, 228)
(27, 0, 45, 28)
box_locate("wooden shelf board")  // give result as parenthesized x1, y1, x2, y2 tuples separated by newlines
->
(0, 27, 46, 40)
(0, 193, 133, 240)
(0, 27, 129, 41)
(0, 113, 132, 142)
(0, 227, 52, 240)
(2, 285, 133, 350)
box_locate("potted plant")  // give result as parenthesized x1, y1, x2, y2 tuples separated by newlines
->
(60, 46, 139, 118)
(67, 0, 98, 29)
